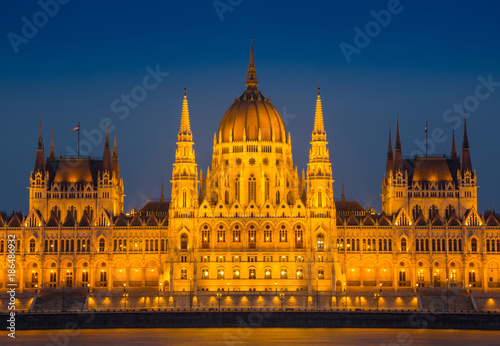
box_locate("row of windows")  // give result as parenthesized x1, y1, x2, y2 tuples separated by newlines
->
(180, 267, 324, 280)
(338, 238, 393, 252)
(112, 239, 167, 252)
(200, 255, 320, 263)
(415, 238, 463, 252)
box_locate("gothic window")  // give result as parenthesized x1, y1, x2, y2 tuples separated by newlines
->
(248, 175, 256, 203)
(471, 238, 477, 252)
(29, 239, 36, 253)
(248, 226, 256, 243)
(265, 176, 270, 201)
(99, 238, 105, 252)
(280, 268, 288, 279)
(180, 233, 188, 250)
(276, 190, 280, 203)
(412, 205, 422, 220)
(264, 226, 272, 242)
(428, 205, 438, 220)
(401, 237, 407, 252)
(235, 176, 240, 202)
(182, 189, 187, 207)
(294, 228, 303, 243)
(445, 205, 455, 219)
(181, 268, 188, 280)
(318, 188, 323, 207)
(232, 226, 241, 242)
(225, 191, 229, 204)
(217, 268, 224, 279)
(316, 233, 324, 250)
(233, 268, 240, 279)
(211, 191, 218, 205)
(296, 268, 304, 279)
(217, 226, 226, 242)
(279, 226, 288, 242)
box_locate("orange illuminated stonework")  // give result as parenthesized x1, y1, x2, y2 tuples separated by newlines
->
(1, 40, 499, 299)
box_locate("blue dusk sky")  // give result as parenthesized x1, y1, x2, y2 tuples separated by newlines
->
(1, 0, 500, 214)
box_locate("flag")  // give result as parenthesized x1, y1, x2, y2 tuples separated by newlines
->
(71, 125, 79, 132)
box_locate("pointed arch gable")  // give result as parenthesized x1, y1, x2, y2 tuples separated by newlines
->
(95, 208, 111, 227)
(25, 208, 43, 227)
(395, 208, 411, 226)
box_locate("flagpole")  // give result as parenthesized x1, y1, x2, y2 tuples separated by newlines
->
(425, 121, 428, 157)
(78, 121, 80, 158)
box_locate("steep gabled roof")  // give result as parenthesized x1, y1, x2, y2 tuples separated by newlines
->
(336, 214, 344, 226)
(114, 213, 128, 226)
(431, 211, 444, 226)
(486, 213, 499, 226)
(130, 213, 143, 226)
(146, 214, 158, 226)
(415, 213, 427, 226)
(161, 215, 169, 227)
(8, 214, 21, 227)
(79, 211, 91, 227)
(363, 213, 375, 226)
(346, 213, 359, 226)
(378, 213, 392, 226)
(46, 212, 59, 227)
(62, 210, 75, 227)
(448, 213, 461, 226)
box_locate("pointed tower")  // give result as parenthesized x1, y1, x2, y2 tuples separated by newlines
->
(451, 127, 457, 159)
(393, 118, 403, 172)
(48, 129, 55, 161)
(170, 88, 198, 212)
(307, 87, 334, 208)
(341, 182, 345, 202)
(112, 131, 120, 182)
(34, 120, 45, 176)
(386, 127, 393, 179)
(102, 121, 112, 173)
(461, 119, 472, 172)
(160, 180, 164, 203)
(246, 35, 258, 90)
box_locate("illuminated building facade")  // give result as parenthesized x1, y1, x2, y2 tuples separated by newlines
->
(1, 40, 500, 297)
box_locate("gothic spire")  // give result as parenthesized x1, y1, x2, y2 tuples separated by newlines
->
(48, 129, 55, 160)
(160, 179, 164, 202)
(245, 34, 258, 89)
(386, 127, 394, 178)
(179, 87, 192, 140)
(313, 87, 326, 136)
(451, 127, 457, 159)
(461, 118, 472, 172)
(34, 119, 45, 175)
(341, 181, 345, 202)
(393, 117, 403, 171)
(112, 131, 120, 181)
(102, 120, 111, 172)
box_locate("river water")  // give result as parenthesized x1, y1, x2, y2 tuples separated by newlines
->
(2, 328, 500, 345)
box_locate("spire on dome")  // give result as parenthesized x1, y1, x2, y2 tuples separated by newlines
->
(112, 131, 118, 159)
(160, 179, 164, 202)
(245, 33, 258, 89)
(112, 131, 120, 181)
(451, 127, 457, 159)
(49, 129, 55, 160)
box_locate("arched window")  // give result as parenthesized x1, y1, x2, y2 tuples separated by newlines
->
(412, 205, 422, 220)
(429, 205, 438, 220)
(217, 268, 224, 279)
(99, 238, 105, 252)
(318, 268, 324, 279)
(235, 176, 240, 202)
(181, 268, 188, 280)
(225, 190, 229, 204)
(276, 190, 280, 203)
(29, 239, 36, 253)
(264, 268, 272, 279)
(318, 188, 323, 207)
(202, 268, 209, 279)
(249, 268, 256, 279)
(317, 233, 324, 250)
(445, 205, 455, 219)
(182, 189, 187, 207)
(296, 268, 304, 280)
(471, 238, 477, 252)
(211, 191, 218, 205)
(265, 176, 270, 201)
(180, 233, 188, 250)
(280, 268, 288, 279)
(233, 268, 240, 279)
(248, 175, 256, 203)
(401, 237, 407, 251)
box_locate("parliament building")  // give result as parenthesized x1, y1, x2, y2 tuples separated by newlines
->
(2, 40, 500, 298)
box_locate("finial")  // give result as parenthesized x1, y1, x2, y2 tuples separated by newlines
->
(317, 84, 320, 95)
(184, 86, 187, 96)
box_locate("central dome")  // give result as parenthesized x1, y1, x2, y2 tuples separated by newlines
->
(218, 39, 286, 143)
